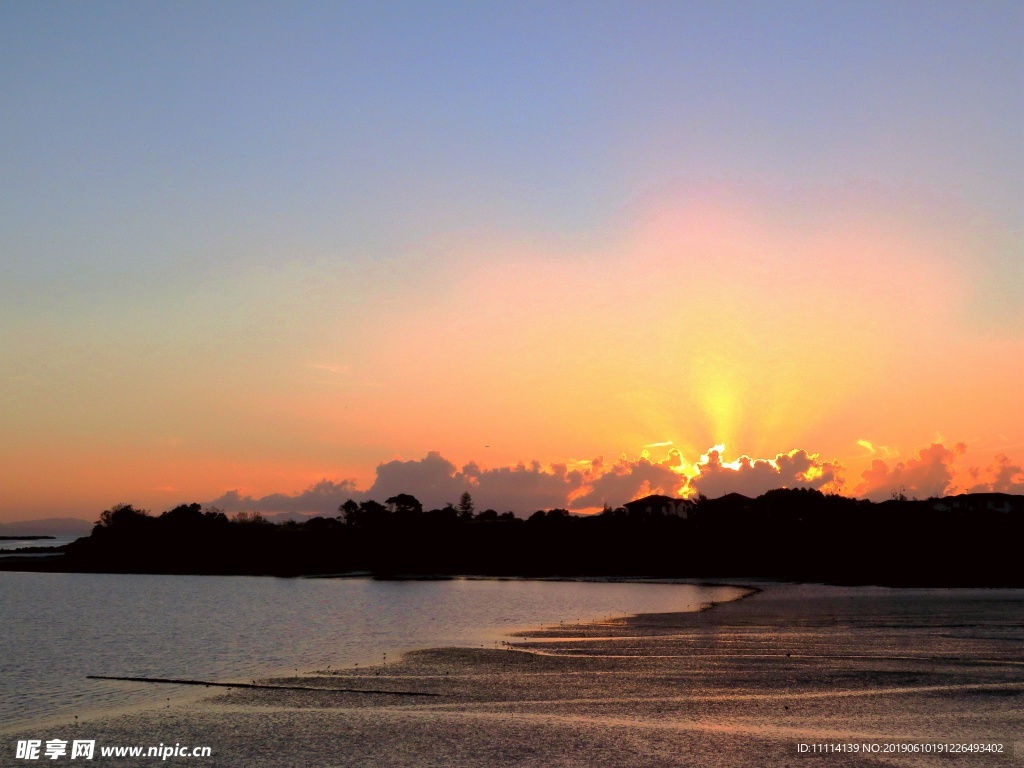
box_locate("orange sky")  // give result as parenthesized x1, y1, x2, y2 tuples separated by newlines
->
(2, 182, 1021, 520)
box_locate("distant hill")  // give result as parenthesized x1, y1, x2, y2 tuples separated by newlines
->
(0, 518, 94, 537)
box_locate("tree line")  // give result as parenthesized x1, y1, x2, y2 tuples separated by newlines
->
(6, 488, 1023, 585)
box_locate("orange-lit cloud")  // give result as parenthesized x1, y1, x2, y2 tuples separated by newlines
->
(685, 446, 844, 499)
(965, 454, 1024, 495)
(210, 449, 684, 515)
(854, 442, 967, 501)
(204, 438, 1024, 518)
(856, 439, 897, 458)
(569, 450, 685, 509)
(207, 444, 844, 516)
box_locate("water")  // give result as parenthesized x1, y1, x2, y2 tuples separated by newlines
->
(0, 537, 79, 551)
(0, 572, 743, 732)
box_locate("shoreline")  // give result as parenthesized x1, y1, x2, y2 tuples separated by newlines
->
(7, 583, 1024, 766)
(2, 577, 745, 737)
(9, 550, 1024, 590)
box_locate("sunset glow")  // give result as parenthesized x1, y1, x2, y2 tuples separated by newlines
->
(1, 3, 1021, 523)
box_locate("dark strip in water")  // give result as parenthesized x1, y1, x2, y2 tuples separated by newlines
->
(87, 675, 439, 697)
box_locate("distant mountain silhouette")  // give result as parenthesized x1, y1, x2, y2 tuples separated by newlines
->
(0, 517, 93, 537)
(4, 491, 1023, 586)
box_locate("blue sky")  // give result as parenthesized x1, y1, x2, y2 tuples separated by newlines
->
(4, 1, 1020, 272)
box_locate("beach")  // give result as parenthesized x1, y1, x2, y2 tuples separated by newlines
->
(5, 583, 1024, 767)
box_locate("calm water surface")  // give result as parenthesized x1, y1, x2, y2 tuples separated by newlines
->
(0, 537, 80, 551)
(0, 572, 744, 731)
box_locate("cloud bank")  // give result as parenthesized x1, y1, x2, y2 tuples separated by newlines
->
(569, 450, 685, 509)
(966, 453, 1024, 495)
(854, 442, 966, 501)
(211, 451, 616, 515)
(208, 442, 1023, 517)
(210, 479, 362, 515)
(852, 442, 1024, 501)
(687, 447, 844, 499)
(210, 445, 840, 516)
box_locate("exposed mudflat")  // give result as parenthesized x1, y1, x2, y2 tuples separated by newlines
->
(6, 584, 1024, 767)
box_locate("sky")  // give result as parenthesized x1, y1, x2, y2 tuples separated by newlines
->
(1, 1, 1022, 521)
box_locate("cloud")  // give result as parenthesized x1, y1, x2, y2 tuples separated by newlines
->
(208, 452, 588, 516)
(209, 478, 362, 515)
(389, 448, 699, 513)
(364, 452, 467, 507)
(853, 442, 966, 501)
(206, 449, 688, 516)
(569, 450, 686, 510)
(687, 447, 844, 499)
(463, 460, 587, 512)
(363, 452, 588, 512)
(207, 442, 1020, 517)
(965, 454, 1024, 494)
(856, 439, 897, 457)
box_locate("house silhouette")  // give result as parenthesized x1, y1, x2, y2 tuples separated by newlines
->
(622, 494, 691, 519)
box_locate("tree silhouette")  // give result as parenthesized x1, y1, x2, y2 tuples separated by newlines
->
(341, 499, 389, 528)
(339, 499, 361, 525)
(386, 493, 423, 517)
(30, 487, 1024, 586)
(97, 503, 151, 530)
(232, 511, 267, 525)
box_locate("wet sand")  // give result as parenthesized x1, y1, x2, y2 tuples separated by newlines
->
(6, 583, 1024, 767)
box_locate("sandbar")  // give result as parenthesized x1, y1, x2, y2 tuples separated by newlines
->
(6, 583, 1024, 767)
